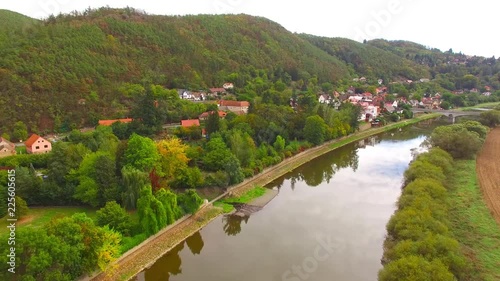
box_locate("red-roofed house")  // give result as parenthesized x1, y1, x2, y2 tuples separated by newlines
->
(181, 119, 200, 127)
(218, 100, 250, 113)
(98, 118, 133, 126)
(0, 137, 16, 158)
(25, 134, 52, 154)
(210, 88, 226, 94)
(199, 111, 227, 121)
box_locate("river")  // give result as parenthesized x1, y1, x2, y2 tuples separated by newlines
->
(133, 118, 447, 281)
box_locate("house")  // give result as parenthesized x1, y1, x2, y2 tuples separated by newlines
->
(318, 94, 331, 104)
(191, 92, 205, 101)
(223, 83, 234, 90)
(181, 119, 200, 127)
(178, 89, 193, 100)
(482, 92, 492, 96)
(210, 88, 226, 95)
(98, 118, 133, 126)
(360, 105, 379, 121)
(378, 79, 384, 85)
(376, 87, 388, 94)
(218, 100, 250, 114)
(199, 111, 227, 121)
(0, 137, 16, 158)
(420, 78, 430, 83)
(25, 134, 52, 154)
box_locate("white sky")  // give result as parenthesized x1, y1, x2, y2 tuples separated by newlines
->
(2, 0, 499, 57)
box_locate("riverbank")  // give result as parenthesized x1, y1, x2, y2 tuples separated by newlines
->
(87, 113, 439, 281)
(448, 160, 500, 280)
(447, 127, 500, 281)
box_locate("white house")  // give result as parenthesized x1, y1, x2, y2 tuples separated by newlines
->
(223, 83, 234, 90)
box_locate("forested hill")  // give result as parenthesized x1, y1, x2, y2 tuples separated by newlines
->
(0, 7, 498, 133)
(0, 7, 351, 132)
(300, 35, 431, 81)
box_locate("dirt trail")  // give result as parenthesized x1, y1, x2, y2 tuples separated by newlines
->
(476, 127, 500, 225)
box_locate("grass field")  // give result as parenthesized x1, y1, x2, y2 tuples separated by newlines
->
(214, 186, 267, 213)
(448, 160, 500, 281)
(0, 206, 97, 235)
(460, 102, 500, 111)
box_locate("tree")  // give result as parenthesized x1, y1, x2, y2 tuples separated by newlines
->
(124, 133, 159, 172)
(178, 189, 203, 215)
(273, 135, 286, 152)
(224, 154, 245, 185)
(96, 201, 131, 235)
(430, 125, 484, 159)
(137, 186, 165, 236)
(440, 101, 451, 110)
(205, 111, 220, 136)
(304, 115, 328, 145)
(202, 136, 233, 171)
(228, 130, 256, 168)
(121, 166, 149, 210)
(131, 85, 163, 134)
(74, 152, 119, 207)
(155, 188, 181, 225)
(15, 196, 29, 218)
(480, 110, 500, 127)
(156, 138, 189, 182)
(12, 121, 28, 142)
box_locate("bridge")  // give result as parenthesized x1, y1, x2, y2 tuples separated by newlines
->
(411, 108, 487, 123)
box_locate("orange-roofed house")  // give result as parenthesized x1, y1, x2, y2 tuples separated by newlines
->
(98, 118, 133, 126)
(25, 134, 52, 154)
(198, 111, 227, 121)
(218, 100, 250, 114)
(181, 119, 200, 127)
(0, 137, 16, 158)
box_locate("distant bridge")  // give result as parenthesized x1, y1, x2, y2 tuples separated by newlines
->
(411, 108, 487, 123)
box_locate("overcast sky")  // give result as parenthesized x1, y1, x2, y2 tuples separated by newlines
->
(2, 0, 499, 57)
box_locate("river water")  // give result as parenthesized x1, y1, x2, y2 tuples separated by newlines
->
(134, 119, 446, 281)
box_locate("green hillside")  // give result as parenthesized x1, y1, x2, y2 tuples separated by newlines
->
(0, 7, 498, 134)
(301, 35, 431, 81)
(0, 9, 39, 30)
(368, 39, 500, 90)
(0, 8, 351, 132)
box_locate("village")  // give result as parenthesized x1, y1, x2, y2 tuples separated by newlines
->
(0, 77, 494, 159)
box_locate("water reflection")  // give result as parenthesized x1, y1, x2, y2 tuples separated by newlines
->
(185, 232, 204, 255)
(141, 232, 205, 281)
(222, 214, 250, 236)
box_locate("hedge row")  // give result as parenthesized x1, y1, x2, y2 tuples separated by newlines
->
(379, 147, 468, 281)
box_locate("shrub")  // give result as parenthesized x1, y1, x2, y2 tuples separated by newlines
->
(416, 148, 453, 176)
(242, 168, 254, 178)
(177, 189, 204, 215)
(204, 171, 229, 188)
(404, 160, 446, 184)
(96, 201, 132, 235)
(384, 234, 466, 278)
(120, 233, 147, 254)
(379, 256, 455, 281)
(386, 207, 449, 241)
